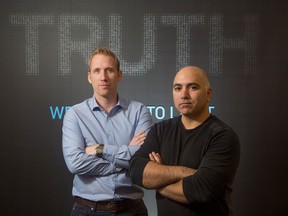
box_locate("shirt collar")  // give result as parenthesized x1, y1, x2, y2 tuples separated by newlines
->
(89, 95, 126, 111)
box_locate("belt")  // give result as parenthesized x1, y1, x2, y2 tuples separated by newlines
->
(74, 197, 140, 212)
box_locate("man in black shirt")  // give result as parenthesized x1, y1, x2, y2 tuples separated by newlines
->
(130, 66, 240, 216)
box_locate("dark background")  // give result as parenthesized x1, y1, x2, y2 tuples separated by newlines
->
(1, 0, 287, 215)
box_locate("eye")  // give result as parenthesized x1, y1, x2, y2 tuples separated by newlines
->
(189, 84, 199, 90)
(93, 69, 100, 74)
(106, 68, 115, 73)
(173, 86, 181, 92)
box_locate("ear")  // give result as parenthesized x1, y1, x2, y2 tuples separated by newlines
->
(207, 88, 212, 101)
(87, 71, 92, 84)
(118, 70, 123, 81)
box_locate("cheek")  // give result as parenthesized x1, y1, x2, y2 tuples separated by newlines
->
(172, 93, 178, 102)
(88, 73, 94, 84)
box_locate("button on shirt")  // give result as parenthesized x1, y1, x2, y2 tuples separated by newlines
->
(62, 96, 153, 201)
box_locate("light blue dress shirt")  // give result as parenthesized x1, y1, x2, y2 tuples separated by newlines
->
(62, 96, 153, 202)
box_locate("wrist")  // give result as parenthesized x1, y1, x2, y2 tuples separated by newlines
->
(95, 144, 104, 157)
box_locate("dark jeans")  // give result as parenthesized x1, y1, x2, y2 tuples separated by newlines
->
(71, 199, 148, 216)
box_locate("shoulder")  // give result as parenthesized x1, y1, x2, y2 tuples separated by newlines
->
(120, 97, 143, 107)
(64, 98, 92, 118)
(119, 97, 148, 112)
(205, 115, 240, 144)
(206, 115, 236, 132)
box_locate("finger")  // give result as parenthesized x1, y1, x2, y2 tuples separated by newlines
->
(152, 152, 162, 164)
(150, 152, 158, 162)
(149, 153, 155, 161)
(135, 130, 145, 137)
(137, 131, 147, 139)
(136, 136, 146, 145)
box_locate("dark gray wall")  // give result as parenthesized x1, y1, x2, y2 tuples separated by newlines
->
(1, 0, 287, 215)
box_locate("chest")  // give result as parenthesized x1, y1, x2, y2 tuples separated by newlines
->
(159, 126, 209, 168)
(78, 110, 135, 146)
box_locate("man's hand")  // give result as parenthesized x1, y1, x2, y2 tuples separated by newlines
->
(129, 130, 147, 146)
(149, 151, 163, 164)
(85, 144, 101, 155)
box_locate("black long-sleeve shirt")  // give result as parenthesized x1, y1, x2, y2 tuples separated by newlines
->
(130, 115, 240, 216)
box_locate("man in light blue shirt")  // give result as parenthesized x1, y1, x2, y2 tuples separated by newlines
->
(62, 48, 153, 216)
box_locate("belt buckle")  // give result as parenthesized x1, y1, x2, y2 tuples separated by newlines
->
(108, 202, 117, 212)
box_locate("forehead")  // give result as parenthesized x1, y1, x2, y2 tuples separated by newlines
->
(174, 69, 205, 85)
(91, 54, 117, 67)
(91, 53, 113, 61)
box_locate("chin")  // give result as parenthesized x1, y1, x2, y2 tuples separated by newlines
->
(178, 107, 192, 113)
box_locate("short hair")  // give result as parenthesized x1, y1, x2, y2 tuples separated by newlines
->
(88, 48, 120, 71)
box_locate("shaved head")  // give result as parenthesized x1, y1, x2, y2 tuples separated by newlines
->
(174, 66, 211, 90)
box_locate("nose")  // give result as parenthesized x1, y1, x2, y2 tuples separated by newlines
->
(180, 87, 189, 99)
(100, 71, 108, 81)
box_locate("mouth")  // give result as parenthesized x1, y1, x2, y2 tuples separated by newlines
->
(179, 102, 192, 107)
(179, 100, 192, 107)
(99, 84, 109, 87)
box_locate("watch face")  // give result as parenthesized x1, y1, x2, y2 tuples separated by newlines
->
(96, 144, 104, 157)
(96, 148, 103, 154)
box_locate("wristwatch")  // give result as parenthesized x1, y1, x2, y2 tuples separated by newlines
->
(95, 144, 104, 157)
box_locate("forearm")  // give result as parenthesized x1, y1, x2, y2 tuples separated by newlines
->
(113, 145, 140, 169)
(63, 148, 114, 175)
(157, 180, 189, 204)
(86, 143, 141, 170)
(142, 161, 196, 189)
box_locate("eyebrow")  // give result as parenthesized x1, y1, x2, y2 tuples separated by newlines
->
(173, 82, 200, 87)
(91, 66, 115, 72)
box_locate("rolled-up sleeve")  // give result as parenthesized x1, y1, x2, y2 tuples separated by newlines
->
(182, 129, 240, 203)
(130, 125, 158, 186)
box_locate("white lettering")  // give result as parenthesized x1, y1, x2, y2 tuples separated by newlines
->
(10, 13, 259, 77)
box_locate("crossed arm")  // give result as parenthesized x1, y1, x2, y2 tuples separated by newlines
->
(85, 130, 147, 155)
(143, 152, 197, 204)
